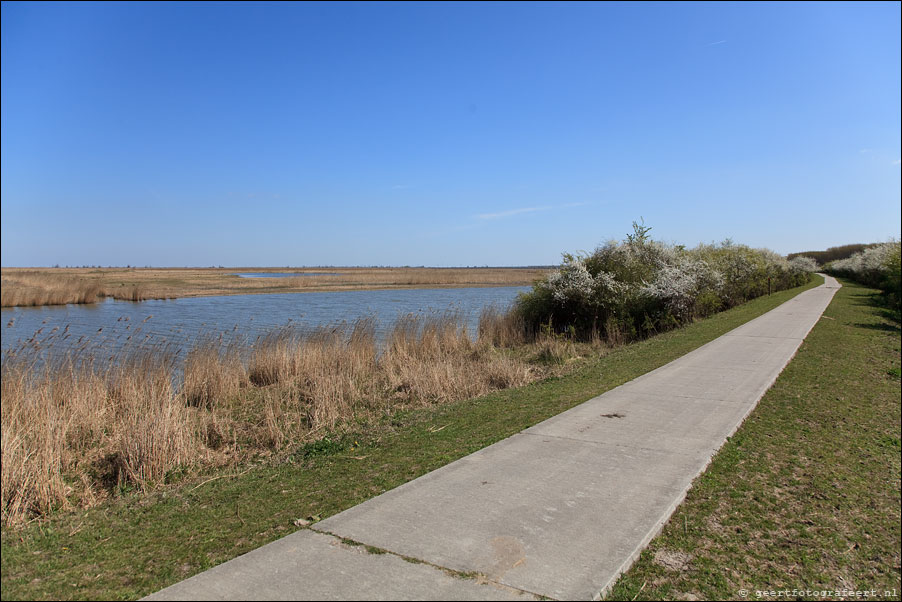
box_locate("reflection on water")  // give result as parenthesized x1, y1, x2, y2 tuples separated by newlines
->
(1, 287, 527, 357)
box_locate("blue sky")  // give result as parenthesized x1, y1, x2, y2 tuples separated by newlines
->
(2, 1, 899, 267)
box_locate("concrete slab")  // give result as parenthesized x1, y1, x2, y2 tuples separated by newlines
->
(724, 285, 836, 340)
(525, 390, 754, 459)
(144, 530, 535, 601)
(617, 362, 785, 406)
(314, 433, 701, 600)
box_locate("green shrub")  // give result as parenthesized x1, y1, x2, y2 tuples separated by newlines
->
(516, 222, 813, 342)
(826, 241, 901, 312)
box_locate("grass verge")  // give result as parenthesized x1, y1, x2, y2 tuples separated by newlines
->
(605, 278, 901, 601)
(0, 276, 822, 600)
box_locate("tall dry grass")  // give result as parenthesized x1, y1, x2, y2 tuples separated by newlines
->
(1, 274, 104, 307)
(1, 349, 197, 522)
(1, 267, 548, 307)
(1, 309, 560, 525)
(282, 268, 543, 290)
(1, 272, 157, 307)
(109, 284, 151, 303)
(478, 304, 530, 347)
(184, 338, 246, 407)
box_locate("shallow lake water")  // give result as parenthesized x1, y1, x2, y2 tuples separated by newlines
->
(1, 286, 528, 357)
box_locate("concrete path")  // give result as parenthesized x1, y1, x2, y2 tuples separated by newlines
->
(146, 276, 840, 601)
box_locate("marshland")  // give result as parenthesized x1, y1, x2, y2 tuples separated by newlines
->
(0, 266, 550, 308)
(1, 231, 826, 526)
(4, 3, 900, 600)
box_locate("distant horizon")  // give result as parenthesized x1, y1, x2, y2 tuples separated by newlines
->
(0, 264, 560, 269)
(2, 237, 895, 269)
(3, 2, 899, 266)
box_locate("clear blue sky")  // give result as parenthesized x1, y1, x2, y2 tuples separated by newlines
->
(2, 1, 899, 267)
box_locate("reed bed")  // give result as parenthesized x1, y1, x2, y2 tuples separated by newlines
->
(1, 310, 560, 525)
(0, 275, 104, 307)
(1, 348, 196, 522)
(0, 267, 548, 307)
(1, 272, 160, 307)
(282, 268, 543, 290)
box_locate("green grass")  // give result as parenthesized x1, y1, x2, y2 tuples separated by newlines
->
(606, 279, 901, 601)
(0, 277, 824, 601)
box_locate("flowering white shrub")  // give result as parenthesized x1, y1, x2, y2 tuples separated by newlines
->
(827, 242, 901, 310)
(830, 243, 896, 277)
(641, 256, 720, 320)
(788, 256, 818, 274)
(720, 247, 757, 281)
(517, 222, 813, 340)
(591, 269, 633, 312)
(545, 256, 594, 304)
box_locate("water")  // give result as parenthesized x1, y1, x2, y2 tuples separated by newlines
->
(1, 286, 528, 357)
(232, 272, 341, 278)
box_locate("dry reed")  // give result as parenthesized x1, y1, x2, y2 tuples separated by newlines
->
(1, 266, 548, 307)
(184, 338, 246, 407)
(1, 348, 197, 522)
(1, 308, 570, 525)
(478, 304, 530, 347)
(1, 274, 103, 307)
(1, 272, 161, 307)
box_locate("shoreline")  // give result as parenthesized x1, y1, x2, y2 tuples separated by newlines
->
(0, 267, 550, 308)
